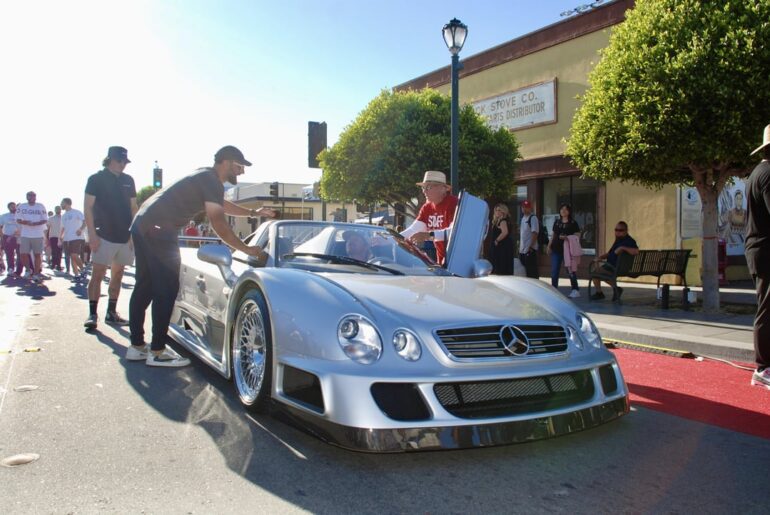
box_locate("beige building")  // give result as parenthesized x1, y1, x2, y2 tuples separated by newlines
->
(397, 0, 747, 285)
(227, 182, 358, 237)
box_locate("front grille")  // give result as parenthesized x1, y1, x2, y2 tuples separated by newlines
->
(434, 370, 594, 419)
(436, 324, 568, 359)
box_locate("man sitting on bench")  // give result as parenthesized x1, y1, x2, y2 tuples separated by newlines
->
(590, 221, 639, 301)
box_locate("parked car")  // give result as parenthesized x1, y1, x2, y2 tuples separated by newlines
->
(171, 192, 628, 452)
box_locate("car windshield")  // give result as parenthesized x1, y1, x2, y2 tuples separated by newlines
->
(272, 222, 451, 276)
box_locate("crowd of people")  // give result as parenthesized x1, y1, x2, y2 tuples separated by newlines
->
(2, 145, 275, 368)
(1, 196, 90, 282)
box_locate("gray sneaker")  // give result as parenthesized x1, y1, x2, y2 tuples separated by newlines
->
(105, 312, 129, 326)
(146, 347, 190, 368)
(126, 344, 150, 361)
(751, 368, 770, 390)
(84, 313, 98, 330)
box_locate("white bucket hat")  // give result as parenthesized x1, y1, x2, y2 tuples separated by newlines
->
(751, 124, 770, 156)
(416, 170, 450, 186)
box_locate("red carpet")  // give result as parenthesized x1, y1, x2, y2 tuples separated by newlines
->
(611, 348, 770, 440)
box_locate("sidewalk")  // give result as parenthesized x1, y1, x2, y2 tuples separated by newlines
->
(558, 279, 756, 363)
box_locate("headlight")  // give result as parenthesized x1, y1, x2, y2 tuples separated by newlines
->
(576, 313, 602, 348)
(337, 315, 382, 364)
(567, 326, 583, 350)
(392, 330, 422, 361)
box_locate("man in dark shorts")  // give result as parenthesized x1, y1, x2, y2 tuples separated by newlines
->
(84, 146, 137, 329)
(127, 145, 275, 367)
(590, 221, 639, 302)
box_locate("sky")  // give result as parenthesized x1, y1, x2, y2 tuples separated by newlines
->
(0, 0, 595, 212)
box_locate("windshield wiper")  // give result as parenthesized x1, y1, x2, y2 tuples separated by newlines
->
(282, 253, 404, 275)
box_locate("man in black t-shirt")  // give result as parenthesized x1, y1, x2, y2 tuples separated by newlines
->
(590, 220, 639, 302)
(746, 124, 770, 390)
(83, 146, 138, 330)
(127, 145, 275, 367)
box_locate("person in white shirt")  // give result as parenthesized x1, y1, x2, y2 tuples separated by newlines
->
(60, 197, 87, 279)
(16, 191, 49, 281)
(518, 200, 540, 279)
(47, 205, 63, 271)
(0, 202, 22, 276)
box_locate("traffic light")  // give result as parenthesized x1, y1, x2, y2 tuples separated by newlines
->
(308, 121, 327, 168)
(152, 166, 163, 189)
(269, 181, 279, 199)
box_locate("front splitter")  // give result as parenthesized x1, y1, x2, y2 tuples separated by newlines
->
(273, 396, 629, 453)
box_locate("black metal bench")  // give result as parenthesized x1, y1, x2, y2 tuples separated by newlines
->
(587, 249, 692, 303)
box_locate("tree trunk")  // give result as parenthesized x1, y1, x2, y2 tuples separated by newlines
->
(692, 166, 730, 313)
(698, 186, 720, 312)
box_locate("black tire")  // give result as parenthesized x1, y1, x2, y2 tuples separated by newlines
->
(231, 289, 273, 413)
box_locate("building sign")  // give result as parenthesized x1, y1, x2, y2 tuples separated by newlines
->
(680, 187, 702, 240)
(472, 79, 557, 131)
(718, 178, 747, 256)
(680, 179, 747, 256)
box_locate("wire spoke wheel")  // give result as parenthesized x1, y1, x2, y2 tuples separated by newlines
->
(233, 297, 268, 406)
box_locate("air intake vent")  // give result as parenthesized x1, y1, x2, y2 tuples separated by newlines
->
(434, 370, 594, 419)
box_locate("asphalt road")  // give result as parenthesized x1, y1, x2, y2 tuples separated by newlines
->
(1, 271, 768, 514)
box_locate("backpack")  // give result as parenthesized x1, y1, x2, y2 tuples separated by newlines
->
(538, 224, 550, 246)
(526, 215, 550, 246)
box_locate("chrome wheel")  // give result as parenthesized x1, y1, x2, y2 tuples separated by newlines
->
(233, 296, 269, 407)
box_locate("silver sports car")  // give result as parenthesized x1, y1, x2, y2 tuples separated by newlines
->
(171, 192, 628, 452)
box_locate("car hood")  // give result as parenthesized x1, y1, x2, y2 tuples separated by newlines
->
(327, 275, 561, 326)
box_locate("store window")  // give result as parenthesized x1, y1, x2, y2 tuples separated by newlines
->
(542, 176, 599, 255)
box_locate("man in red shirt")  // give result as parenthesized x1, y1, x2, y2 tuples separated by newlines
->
(400, 171, 459, 265)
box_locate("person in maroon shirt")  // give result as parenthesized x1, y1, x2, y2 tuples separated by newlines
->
(400, 171, 459, 265)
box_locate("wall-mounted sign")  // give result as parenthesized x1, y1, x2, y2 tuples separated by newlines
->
(680, 187, 702, 240)
(680, 179, 747, 256)
(718, 178, 747, 256)
(472, 79, 557, 131)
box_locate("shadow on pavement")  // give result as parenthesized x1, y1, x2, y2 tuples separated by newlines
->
(83, 328, 640, 513)
(1, 276, 57, 300)
(629, 383, 770, 440)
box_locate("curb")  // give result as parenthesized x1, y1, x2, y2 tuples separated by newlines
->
(596, 324, 755, 364)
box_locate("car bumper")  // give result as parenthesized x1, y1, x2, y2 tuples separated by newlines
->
(274, 395, 629, 453)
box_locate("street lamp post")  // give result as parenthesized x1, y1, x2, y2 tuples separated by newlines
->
(443, 18, 467, 196)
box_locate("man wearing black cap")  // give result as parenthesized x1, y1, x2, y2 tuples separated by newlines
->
(127, 145, 275, 367)
(84, 146, 137, 330)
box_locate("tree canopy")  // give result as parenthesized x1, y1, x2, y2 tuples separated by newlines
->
(567, 0, 770, 185)
(319, 89, 520, 216)
(566, 0, 770, 312)
(136, 185, 157, 207)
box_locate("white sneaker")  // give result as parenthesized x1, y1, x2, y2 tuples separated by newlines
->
(126, 344, 150, 361)
(568, 289, 581, 298)
(146, 347, 190, 367)
(751, 368, 770, 390)
(23, 271, 32, 279)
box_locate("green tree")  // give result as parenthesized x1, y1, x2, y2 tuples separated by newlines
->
(319, 89, 520, 218)
(136, 185, 157, 207)
(566, 0, 770, 312)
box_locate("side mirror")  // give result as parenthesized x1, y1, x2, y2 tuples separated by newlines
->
(197, 244, 236, 286)
(197, 244, 232, 267)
